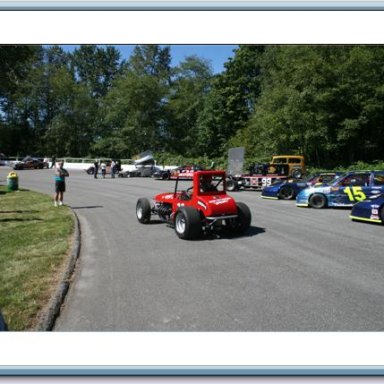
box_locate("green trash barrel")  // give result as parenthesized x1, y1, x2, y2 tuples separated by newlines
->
(7, 172, 19, 191)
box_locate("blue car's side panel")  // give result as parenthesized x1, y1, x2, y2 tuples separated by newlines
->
(350, 195, 384, 223)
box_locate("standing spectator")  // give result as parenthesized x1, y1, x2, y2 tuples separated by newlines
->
(54, 161, 69, 207)
(116, 160, 122, 174)
(0, 309, 8, 331)
(50, 155, 56, 169)
(93, 160, 99, 179)
(101, 161, 107, 179)
(111, 160, 116, 178)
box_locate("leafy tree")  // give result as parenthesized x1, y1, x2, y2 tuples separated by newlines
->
(166, 55, 213, 155)
(127, 45, 171, 82)
(96, 46, 172, 157)
(71, 45, 122, 98)
(0, 45, 41, 154)
(196, 45, 265, 157)
(233, 45, 384, 167)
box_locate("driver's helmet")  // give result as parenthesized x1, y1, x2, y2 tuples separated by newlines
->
(200, 175, 214, 191)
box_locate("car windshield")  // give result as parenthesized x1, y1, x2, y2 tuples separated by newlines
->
(334, 173, 370, 187)
(306, 173, 337, 184)
(330, 174, 346, 186)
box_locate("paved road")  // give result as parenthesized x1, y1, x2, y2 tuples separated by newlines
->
(1, 167, 384, 331)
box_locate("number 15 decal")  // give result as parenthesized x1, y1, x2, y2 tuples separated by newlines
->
(344, 186, 366, 201)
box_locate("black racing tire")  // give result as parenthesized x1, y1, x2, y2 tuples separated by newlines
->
(162, 172, 170, 180)
(278, 185, 295, 200)
(136, 198, 151, 224)
(174, 206, 202, 240)
(231, 202, 252, 234)
(292, 168, 303, 179)
(226, 179, 237, 192)
(309, 193, 327, 209)
(87, 167, 95, 175)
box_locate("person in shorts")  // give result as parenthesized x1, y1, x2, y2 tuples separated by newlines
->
(54, 161, 69, 207)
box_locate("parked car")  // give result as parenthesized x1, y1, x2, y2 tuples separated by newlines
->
(350, 194, 384, 224)
(296, 170, 384, 208)
(11, 156, 48, 170)
(268, 155, 306, 179)
(261, 172, 340, 200)
(136, 170, 251, 240)
(226, 155, 306, 192)
(153, 165, 204, 180)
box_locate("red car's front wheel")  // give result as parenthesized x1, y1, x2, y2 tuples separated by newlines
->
(136, 198, 151, 224)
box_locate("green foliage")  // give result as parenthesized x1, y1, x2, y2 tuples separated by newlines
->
(2, 44, 384, 170)
(166, 55, 213, 156)
(232, 46, 384, 168)
(197, 45, 264, 156)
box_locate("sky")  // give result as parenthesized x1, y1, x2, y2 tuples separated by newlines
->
(61, 44, 238, 74)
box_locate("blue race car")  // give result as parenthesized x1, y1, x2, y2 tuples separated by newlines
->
(296, 170, 384, 208)
(261, 172, 339, 200)
(350, 194, 384, 224)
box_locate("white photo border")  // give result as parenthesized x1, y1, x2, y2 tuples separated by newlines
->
(1, 6, 384, 376)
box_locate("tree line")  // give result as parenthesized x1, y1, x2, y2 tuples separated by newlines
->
(1, 44, 384, 168)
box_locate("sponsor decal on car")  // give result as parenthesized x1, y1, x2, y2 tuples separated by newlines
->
(208, 197, 231, 205)
(198, 200, 207, 210)
(163, 194, 174, 199)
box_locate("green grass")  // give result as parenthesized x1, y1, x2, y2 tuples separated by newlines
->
(0, 186, 74, 330)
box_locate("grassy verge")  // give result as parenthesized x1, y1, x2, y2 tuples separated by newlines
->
(0, 186, 74, 330)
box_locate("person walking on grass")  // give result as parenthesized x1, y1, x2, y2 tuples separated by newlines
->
(54, 160, 69, 207)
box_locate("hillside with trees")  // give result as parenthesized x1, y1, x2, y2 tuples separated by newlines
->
(1, 44, 384, 168)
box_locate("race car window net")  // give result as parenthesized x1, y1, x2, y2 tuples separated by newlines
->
(199, 175, 225, 193)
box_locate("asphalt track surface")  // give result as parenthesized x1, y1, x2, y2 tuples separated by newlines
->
(2, 167, 384, 331)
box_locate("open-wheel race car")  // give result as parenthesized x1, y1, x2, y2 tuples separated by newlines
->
(136, 170, 252, 240)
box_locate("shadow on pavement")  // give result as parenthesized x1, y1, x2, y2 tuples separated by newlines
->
(71, 205, 104, 209)
(147, 219, 165, 225)
(206, 225, 266, 240)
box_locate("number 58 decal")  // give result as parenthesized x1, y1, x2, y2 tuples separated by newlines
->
(344, 186, 366, 201)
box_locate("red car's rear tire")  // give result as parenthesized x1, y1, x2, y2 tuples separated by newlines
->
(230, 202, 251, 234)
(174, 207, 202, 240)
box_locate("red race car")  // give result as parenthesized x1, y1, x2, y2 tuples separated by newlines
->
(136, 170, 252, 240)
